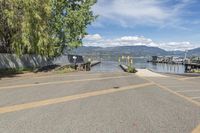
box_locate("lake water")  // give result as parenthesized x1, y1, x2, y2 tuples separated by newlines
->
(91, 61, 122, 72)
(91, 59, 185, 74)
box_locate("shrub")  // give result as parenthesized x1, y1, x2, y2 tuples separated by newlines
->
(0, 68, 34, 76)
(55, 65, 75, 74)
(127, 66, 137, 73)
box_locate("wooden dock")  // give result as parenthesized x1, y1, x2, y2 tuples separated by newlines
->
(90, 61, 101, 67)
(119, 64, 128, 72)
(185, 63, 200, 72)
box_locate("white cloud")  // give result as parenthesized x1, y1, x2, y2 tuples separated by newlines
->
(158, 42, 198, 51)
(92, 0, 193, 27)
(84, 35, 156, 47)
(117, 36, 153, 44)
(83, 34, 198, 51)
(84, 34, 102, 40)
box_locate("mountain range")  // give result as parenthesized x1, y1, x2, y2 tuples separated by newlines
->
(73, 46, 200, 57)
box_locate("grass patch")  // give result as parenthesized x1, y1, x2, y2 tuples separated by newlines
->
(191, 69, 200, 73)
(54, 65, 76, 74)
(127, 66, 137, 73)
(0, 67, 35, 76)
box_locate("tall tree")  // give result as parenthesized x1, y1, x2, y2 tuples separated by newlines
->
(0, 0, 97, 56)
(50, 0, 97, 54)
(0, 0, 22, 53)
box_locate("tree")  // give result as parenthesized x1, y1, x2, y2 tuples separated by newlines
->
(19, 0, 56, 56)
(0, 0, 97, 57)
(50, 0, 97, 54)
(0, 0, 20, 53)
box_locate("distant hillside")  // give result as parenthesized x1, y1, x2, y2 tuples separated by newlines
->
(74, 46, 168, 57)
(73, 46, 200, 57)
(188, 48, 200, 56)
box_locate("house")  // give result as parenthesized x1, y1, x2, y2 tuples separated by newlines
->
(172, 57, 184, 64)
(150, 56, 184, 64)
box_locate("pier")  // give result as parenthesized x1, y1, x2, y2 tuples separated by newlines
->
(90, 61, 101, 67)
(185, 63, 200, 72)
(119, 64, 128, 72)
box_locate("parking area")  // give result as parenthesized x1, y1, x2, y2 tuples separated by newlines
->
(138, 73, 200, 106)
(0, 70, 199, 133)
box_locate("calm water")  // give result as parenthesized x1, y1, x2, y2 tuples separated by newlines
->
(134, 58, 185, 74)
(91, 58, 185, 74)
(91, 61, 122, 72)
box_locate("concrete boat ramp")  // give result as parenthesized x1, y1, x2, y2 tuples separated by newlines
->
(136, 69, 168, 77)
(0, 67, 199, 133)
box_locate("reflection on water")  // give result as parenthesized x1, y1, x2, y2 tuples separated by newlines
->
(145, 63, 185, 74)
(91, 61, 122, 72)
(91, 58, 185, 74)
(133, 58, 185, 74)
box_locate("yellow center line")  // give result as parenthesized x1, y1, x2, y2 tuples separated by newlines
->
(34, 72, 126, 79)
(0, 75, 133, 90)
(154, 83, 200, 107)
(191, 97, 200, 100)
(0, 82, 154, 114)
(0, 72, 126, 85)
(176, 90, 200, 93)
(137, 76, 200, 107)
(192, 124, 200, 133)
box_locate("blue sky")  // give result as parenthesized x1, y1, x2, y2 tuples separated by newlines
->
(83, 0, 200, 51)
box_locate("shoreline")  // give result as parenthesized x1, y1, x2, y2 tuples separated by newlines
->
(147, 68, 200, 77)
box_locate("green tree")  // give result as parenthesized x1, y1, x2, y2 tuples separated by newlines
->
(0, 0, 97, 57)
(50, 0, 97, 54)
(0, 0, 21, 53)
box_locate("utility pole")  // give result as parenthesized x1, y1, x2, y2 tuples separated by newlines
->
(184, 50, 188, 64)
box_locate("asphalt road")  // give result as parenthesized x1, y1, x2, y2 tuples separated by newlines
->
(0, 70, 200, 133)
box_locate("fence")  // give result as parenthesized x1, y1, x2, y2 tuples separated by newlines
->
(0, 54, 53, 69)
(0, 53, 87, 69)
